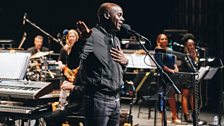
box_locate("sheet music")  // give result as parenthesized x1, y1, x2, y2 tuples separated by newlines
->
(0, 53, 30, 80)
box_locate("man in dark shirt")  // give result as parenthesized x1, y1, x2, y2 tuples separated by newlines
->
(75, 2, 128, 126)
(27, 35, 49, 55)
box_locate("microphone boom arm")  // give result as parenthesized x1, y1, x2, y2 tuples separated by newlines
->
(24, 17, 64, 47)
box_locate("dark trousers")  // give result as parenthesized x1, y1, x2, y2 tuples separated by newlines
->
(84, 97, 120, 126)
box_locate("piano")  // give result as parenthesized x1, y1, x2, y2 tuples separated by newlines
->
(0, 80, 53, 99)
(0, 101, 52, 125)
(0, 80, 56, 125)
(0, 101, 51, 114)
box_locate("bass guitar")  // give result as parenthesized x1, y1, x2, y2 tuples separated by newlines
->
(63, 66, 80, 82)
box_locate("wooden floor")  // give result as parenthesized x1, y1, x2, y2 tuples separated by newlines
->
(120, 101, 223, 126)
(0, 99, 222, 126)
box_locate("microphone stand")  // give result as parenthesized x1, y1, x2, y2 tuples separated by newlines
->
(24, 16, 64, 47)
(218, 58, 224, 125)
(165, 48, 199, 126)
(135, 35, 181, 126)
(185, 55, 200, 126)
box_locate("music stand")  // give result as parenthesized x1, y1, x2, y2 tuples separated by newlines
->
(203, 67, 219, 80)
(197, 66, 210, 81)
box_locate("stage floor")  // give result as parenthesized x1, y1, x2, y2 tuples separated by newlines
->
(120, 101, 223, 126)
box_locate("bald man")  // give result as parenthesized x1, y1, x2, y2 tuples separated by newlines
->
(75, 2, 128, 126)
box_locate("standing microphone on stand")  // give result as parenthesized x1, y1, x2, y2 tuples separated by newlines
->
(22, 13, 27, 25)
(56, 29, 68, 46)
(121, 24, 149, 41)
(172, 41, 206, 51)
(62, 29, 68, 42)
(171, 42, 184, 48)
(57, 33, 62, 42)
(121, 24, 151, 48)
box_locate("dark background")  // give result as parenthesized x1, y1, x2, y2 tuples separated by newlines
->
(0, 0, 223, 112)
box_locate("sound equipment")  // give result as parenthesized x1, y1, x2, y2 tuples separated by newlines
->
(0, 39, 14, 49)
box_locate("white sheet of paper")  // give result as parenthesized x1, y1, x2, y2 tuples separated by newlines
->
(0, 53, 30, 79)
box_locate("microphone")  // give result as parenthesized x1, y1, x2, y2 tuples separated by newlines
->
(62, 29, 69, 36)
(172, 41, 205, 51)
(155, 48, 186, 57)
(22, 13, 27, 25)
(62, 29, 68, 42)
(57, 33, 61, 40)
(121, 24, 141, 37)
(196, 45, 206, 51)
(172, 42, 184, 48)
(56, 29, 68, 45)
(121, 24, 149, 41)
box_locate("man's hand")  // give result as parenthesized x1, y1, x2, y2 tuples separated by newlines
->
(61, 81, 74, 91)
(76, 21, 92, 39)
(110, 46, 128, 65)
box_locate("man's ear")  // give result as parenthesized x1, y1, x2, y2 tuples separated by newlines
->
(103, 11, 110, 19)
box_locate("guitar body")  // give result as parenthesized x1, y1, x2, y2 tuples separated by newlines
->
(63, 66, 80, 82)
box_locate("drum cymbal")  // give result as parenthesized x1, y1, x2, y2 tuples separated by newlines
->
(30, 51, 54, 59)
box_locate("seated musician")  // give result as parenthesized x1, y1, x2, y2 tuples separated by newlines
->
(58, 21, 92, 82)
(27, 35, 49, 55)
(44, 21, 91, 126)
(153, 33, 181, 124)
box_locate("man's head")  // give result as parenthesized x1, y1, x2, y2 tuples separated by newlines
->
(97, 2, 125, 32)
(34, 35, 44, 50)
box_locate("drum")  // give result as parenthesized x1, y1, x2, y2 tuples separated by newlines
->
(26, 70, 41, 81)
(26, 59, 42, 81)
(46, 60, 62, 79)
(47, 60, 60, 70)
(26, 58, 61, 81)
